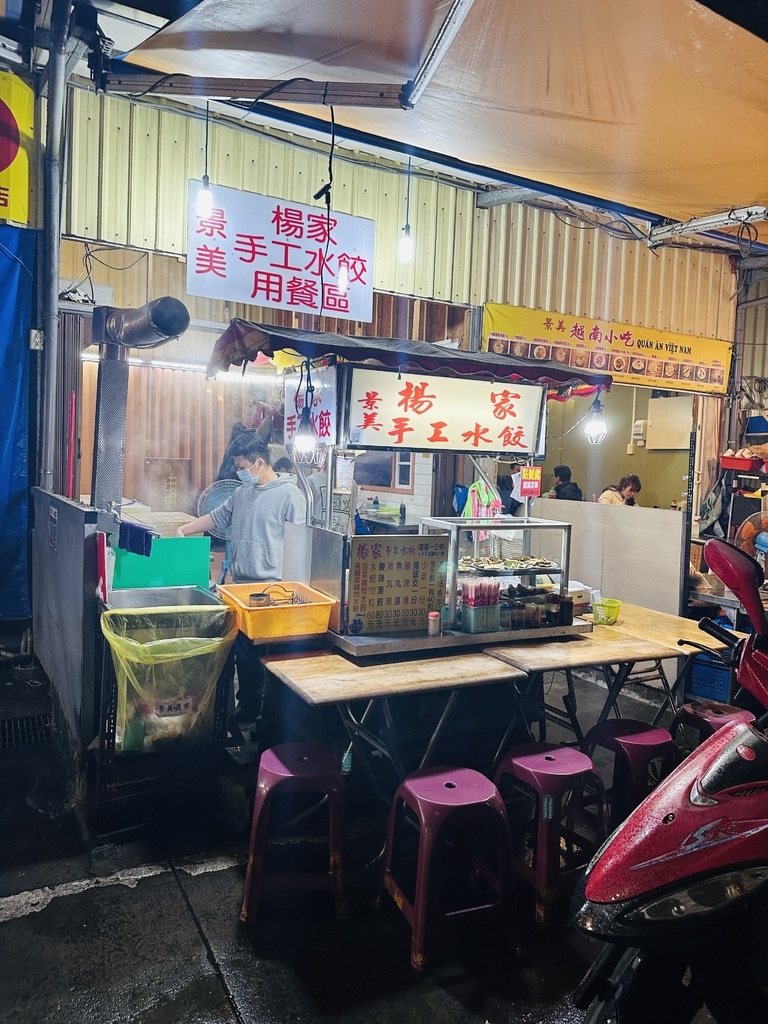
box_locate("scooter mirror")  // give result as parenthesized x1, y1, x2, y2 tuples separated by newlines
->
(704, 538, 768, 635)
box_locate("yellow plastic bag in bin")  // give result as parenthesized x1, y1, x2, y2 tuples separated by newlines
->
(101, 607, 238, 754)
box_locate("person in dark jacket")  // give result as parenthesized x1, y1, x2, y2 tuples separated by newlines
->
(552, 465, 583, 501)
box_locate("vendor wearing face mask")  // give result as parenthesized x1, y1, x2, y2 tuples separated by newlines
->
(176, 435, 307, 730)
(177, 434, 306, 581)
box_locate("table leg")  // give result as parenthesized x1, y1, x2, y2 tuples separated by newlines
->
(596, 662, 635, 723)
(493, 677, 536, 764)
(652, 655, 692, 726)
(562, 669, 585, 745)
(337, 700, 407, 804)
(418, 689, 459, 769)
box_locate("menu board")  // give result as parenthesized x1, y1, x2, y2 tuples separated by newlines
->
(348, 536, 448, 634)
(483, 303, 732, 396)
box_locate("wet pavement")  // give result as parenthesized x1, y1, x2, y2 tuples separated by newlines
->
(0, 650, 689, 1024)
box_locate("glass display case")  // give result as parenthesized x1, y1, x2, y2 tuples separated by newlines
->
(418, 515, 572, 631)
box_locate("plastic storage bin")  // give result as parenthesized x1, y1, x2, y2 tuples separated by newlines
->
(461, 604, 501, 634)
(101, 606, 238, 755)
(720, 456, 764, 473)
(217, 581, 335, 640)
(689, 653, 731, 702)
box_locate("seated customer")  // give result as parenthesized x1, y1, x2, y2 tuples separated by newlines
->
(497, 471, 523, 515)
(551, 465, 583, 501)
(598, 474, 641, 506)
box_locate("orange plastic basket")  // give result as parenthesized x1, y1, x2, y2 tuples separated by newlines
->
(216, 581, 335, 640)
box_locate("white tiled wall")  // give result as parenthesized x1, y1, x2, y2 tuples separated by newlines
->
(358, 453, 433, 518)
(406, 453, 434, 519)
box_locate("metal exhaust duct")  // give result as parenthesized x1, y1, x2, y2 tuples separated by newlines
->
(89, 298, 190, 534)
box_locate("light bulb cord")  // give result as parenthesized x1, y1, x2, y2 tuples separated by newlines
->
(203, 101, 210, 181)
(404, 155, 412, 232)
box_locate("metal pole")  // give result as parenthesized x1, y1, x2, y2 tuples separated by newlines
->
(39, 0, 70, 490)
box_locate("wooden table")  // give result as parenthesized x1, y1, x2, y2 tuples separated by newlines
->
(484, 605, 744, 738)
(585, 603, 745, 719)
(602, 603, 741, 654)
(262, 649, 527, 801)
(484, 628, 680, 742)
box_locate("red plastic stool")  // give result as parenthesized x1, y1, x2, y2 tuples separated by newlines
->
(381, 765, 516, 970)
(670, 699, 755, 751)
(240, 742, 347, 922)
(494, 743, 608, 922)
(582, 720, 678, 826)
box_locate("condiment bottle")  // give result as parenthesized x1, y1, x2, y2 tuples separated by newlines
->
(427, 611, 441, 636)
(524, 602, 541, 628)
(545, 593, 561, 625)
(511, 600, 525, 629)
(399, 501, 406, 524)
(440, 603, 452, 634)
(559, 595, 574, 626)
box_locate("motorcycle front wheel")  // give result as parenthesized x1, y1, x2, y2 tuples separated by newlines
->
(580, 947, 704, 1024)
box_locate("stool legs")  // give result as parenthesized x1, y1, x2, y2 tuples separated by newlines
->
(496, 745, 607, 922)
(240, 743, 347, 923)
(582, 721, 678, 827)
(382, 767, 515, 969)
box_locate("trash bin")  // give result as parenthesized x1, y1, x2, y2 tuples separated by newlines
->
(100, 606, 238, 755)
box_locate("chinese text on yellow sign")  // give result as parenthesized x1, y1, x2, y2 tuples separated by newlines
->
(483, 304, 731, 395)
(348, 536, 448, 634)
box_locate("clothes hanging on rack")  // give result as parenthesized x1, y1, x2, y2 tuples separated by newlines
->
(462, 479, 502, 540)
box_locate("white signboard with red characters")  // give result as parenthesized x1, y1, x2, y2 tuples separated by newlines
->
(283, 364, 338, 447)
(186, 182, 374, 321)
(346, 367, 544, 454)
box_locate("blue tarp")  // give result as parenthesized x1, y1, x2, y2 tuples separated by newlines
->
(0, 225, 35, 618)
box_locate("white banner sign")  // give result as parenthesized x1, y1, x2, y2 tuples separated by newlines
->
(186, 181, 374, 321)
(347, 368, 544, 454)
(283, 364, 338, 446)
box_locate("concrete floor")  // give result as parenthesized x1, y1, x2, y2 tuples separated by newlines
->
(0, 650, 689, 1024)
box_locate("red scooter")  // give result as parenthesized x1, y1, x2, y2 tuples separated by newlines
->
(571, 538, 768, 1023)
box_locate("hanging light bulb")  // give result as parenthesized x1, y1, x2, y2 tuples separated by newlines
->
(398, 157, 415, 264)
(337, 262, 349, 294)
(398, 225, 414, 264)
(293, 361, 317, 453)
(584, 395, 608, 445)
(196, 102, 214, 218)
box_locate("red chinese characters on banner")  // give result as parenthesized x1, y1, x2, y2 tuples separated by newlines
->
(357, 390, 384, 432)
(192, 198, 369, 314)
(349, 368, 542, 454)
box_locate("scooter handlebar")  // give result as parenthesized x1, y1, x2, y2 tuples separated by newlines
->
(697, 616, 741, 650)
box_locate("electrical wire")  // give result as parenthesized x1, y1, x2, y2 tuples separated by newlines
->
(236, 78, 314, 119)
(317, 104, 337, 318)
(59, 242, 148, 302)
(0, 239, 34, 278)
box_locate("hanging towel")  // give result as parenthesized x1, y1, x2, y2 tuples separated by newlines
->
(462, 480, 502, 540)
(118, 520, 156, 557)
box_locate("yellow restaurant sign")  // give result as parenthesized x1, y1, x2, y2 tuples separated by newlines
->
(483, 303, 731, 395)
(0, 72, 34, 226)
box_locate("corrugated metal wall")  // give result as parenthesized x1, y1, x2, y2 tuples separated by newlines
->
(63, 86, 737, 344)
(740, 277, 768, 379)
